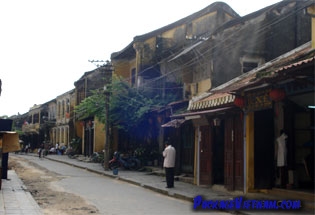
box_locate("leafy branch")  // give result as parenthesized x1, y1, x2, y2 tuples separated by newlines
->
(74, 75, 176, 132)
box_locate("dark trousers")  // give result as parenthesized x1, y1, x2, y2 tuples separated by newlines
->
(279, 166, 287, 188)
(165, 167, 174, 188)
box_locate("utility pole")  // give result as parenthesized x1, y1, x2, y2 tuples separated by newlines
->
(98, 61, 113, 170)
(103, 84, 110, 170)
(88, 60, 113, 170)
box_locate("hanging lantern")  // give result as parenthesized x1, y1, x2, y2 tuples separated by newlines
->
(234, 96, 245, 108)
(269, 88, 286, 102)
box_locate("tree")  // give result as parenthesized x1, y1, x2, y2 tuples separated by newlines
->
(74, 75, 176, 132)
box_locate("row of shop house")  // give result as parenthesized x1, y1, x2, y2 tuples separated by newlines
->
(110, 0, 314, 194)
(10, 1, 314, 195)
(15, 94, 74, 153)
(12, 65, 110, 156)
(167, 42, 314, 193)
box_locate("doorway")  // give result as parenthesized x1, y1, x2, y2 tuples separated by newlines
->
(254, 109, 274, 189)
(84, 123, 94, 157)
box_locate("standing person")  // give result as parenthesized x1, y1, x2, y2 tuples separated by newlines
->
(38, 144, 44, 158)
(163, 141, 176, 188)
(55, 143, 59, 155)
(276, 129, 288, 188)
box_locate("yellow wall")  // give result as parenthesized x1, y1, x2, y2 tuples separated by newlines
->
(75, 121, 83, 139)
(112, 57, 137, 87)
(307, 5, 315, 48)
(93, 118, 105, 152)
(246, 112, 255, 192)
(197, 78, 211, 95)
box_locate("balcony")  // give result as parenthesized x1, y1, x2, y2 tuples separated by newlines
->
(22, 123, 40, 133)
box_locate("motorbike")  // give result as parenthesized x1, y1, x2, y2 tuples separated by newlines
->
(109, 151, 141, 170)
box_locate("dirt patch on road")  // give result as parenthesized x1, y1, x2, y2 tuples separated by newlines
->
(8, 156, 100, 215)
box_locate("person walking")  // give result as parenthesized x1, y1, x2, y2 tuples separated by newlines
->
(163, 141, 176, 188)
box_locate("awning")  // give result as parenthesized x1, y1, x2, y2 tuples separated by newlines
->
(188, 93, 235, 111)
(161, 119, 186, 128)
(172, 106, 232, 119)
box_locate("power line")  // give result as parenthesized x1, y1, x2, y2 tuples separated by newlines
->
(90, 1, 309, 105)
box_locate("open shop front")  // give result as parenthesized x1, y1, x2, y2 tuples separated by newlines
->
(245, 60, 314, 197)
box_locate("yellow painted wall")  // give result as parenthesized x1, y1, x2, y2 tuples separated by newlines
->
(197, 78, 211, 95)
(192, 12, 216, 36)
(75, 121, 83, 139)
(161, 25, 186, 39)
(144, 37, 157, 50)
(307, 5, 315, 48)
(246, 112, 255, 192)
(93, 117, 105, 153)
(112, 58, 137, 86)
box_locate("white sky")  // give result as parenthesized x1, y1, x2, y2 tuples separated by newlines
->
(0, 0, 281, 117)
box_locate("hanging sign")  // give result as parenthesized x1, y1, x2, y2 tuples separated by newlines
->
(245, 88, 272, 111)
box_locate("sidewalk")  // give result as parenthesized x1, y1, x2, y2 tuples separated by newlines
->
(0, 169, 43, 215)
(43, 154, 315, 214)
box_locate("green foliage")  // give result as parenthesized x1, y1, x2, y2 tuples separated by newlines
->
(74, 75, 175, 132)
(74, 90, 106, 123)
(69, 138, 82, 154)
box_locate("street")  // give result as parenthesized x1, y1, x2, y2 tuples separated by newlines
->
(9, 154, 231, 215)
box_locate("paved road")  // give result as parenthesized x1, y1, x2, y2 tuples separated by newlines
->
(20, 155, 231, 215)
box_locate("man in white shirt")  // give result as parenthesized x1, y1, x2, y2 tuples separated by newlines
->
(163, 141, 176, 188)
(276, 129, 288, 188)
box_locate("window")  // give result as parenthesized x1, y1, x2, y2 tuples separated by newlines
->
(242, 62, 258, 73)
(240, 55, 264, 74)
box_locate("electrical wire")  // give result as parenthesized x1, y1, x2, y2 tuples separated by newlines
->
(82, 1, 310, 105)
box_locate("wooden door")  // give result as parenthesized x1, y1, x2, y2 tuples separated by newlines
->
(224, 117, 234, 190)
(224, 114, 244, 191)
(199, 125, 212, 185)
(234, 114, 244, 190)
(181, 123, 194, 173)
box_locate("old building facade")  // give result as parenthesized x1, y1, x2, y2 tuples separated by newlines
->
(50, 89, 74, 150)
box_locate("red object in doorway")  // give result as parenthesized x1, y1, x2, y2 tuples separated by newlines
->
(269, 88, 286, 102)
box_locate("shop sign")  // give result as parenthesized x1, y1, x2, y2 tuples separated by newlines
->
(245, 89, 272, 111)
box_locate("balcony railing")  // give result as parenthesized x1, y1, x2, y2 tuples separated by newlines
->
(22, 123, 40, 133)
